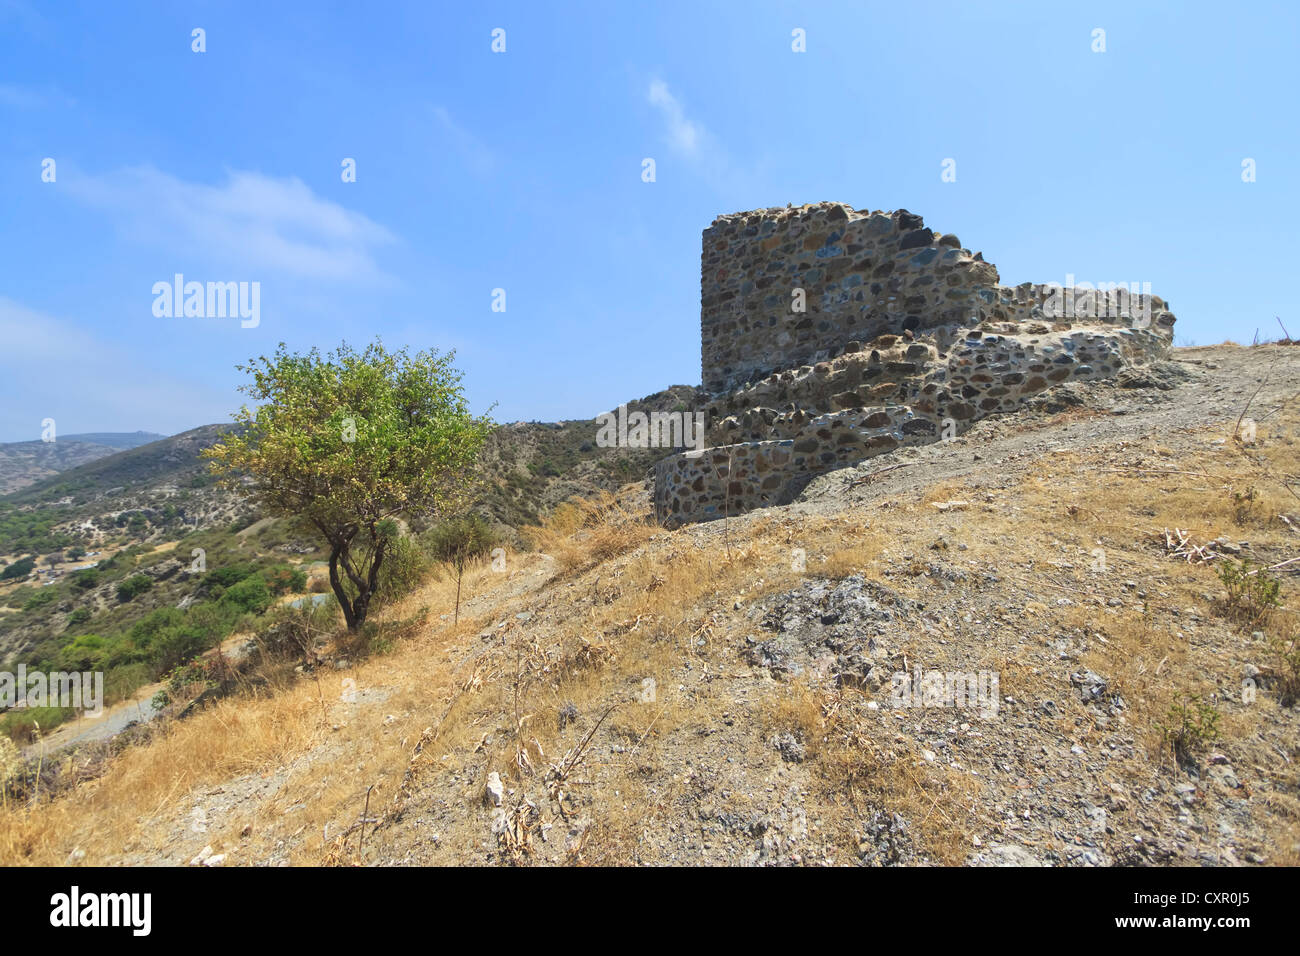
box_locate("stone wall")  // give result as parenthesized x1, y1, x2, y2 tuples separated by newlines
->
(699, 203, 1172, 394)
(655, 202, 1176, 527)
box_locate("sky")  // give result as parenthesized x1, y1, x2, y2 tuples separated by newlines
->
(1, 0, 1297, 442)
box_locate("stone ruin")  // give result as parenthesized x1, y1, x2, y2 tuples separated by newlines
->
(652, 202, 1175, 526)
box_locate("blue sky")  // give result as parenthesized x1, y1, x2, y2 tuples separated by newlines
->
(1, 0, 1296, 442)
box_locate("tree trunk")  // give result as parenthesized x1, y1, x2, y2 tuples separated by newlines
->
(454, 563, 463, 624)
(328, 547, 359, 630)
(327, 535, 387, 631)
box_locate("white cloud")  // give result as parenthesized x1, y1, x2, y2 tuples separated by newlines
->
(66, 167, 397, 282)
(647, 79, 704, 155)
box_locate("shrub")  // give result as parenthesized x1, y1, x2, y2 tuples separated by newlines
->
(374, 534, 434, 609)
(70, 568, 99, 590)
(22, 589, 58, 612)
(148, 624, 212, 675)
(1, 557, 35, 581)
(0, 706, 72, 744)
(219, 574, 272, 615)
(55, 633, 108, 672)
(1218, 559, 1281, 626)
(263, 564, 308, 595)
(66, 607, 92, 626)
(205, 562, 258, 588)
(4, 587, 35, 609)
(256, 601, 339, 662)
(1159, 694, 1220, 764)
(116, 574, 154, 602)
(424, 515, 497, 621)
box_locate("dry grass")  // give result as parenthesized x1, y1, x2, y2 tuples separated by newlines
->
(3, 394, 1297, 866)
(759, 681, 986, 865)
(523, 491, 657, 577)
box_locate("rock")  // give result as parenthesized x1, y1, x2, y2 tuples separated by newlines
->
(970, 843, 1044, 867)
(558, 703, 579, 730)
(1212, 537, 1241, 555)
(485, 771, 505, 807)
(189, 845, 214, 866)
(857, 810, 916, 865)
(771, 733, 806, 763)
(1207, 764, 1240, 789)
(1070, 669, 1108, 702)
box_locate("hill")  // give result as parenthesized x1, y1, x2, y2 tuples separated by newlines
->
(0, 387, 701, 670)
(0, 431, 165, 495)
(2, 343, 1296, 867)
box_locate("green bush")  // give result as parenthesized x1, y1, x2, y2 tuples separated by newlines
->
(424, 515, 498, 568)
(219, 574, 272, 615)
(1, 557, 35, 581)
(1, 706, 72, 743)
(22, 588, 58, 612)
(1159, 694, 1220, 764)
(373, 535, 434, 609)
(116, 574, 154, 602)
(262, 564, 308, 595)
(206, 562, 258, 589)
(67, 607, 92, 626)
(4, 587, 35, 609)
(70, 568, 100, 590)
(423, 515, 498, 622)
(55, 633, 109, 672)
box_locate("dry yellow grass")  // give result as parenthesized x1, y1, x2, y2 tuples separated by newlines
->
(2, 397, 1297, 866)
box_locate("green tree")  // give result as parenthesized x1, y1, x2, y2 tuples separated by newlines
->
(425, 515, 498, 624)
(1, 557, 35, 581)
(70, 568, 100, 590)
(204, 340, 494, 630)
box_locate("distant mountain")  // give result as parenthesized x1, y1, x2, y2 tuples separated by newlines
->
(58, 431, 166, 450)
(1, 385, 704, 536)
(0, 432, 166, 495)
(1, 425, 230, 505)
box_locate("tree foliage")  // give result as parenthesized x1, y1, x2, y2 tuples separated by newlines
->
(204, 340, 494, 629)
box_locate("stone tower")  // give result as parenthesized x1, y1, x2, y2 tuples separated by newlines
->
(653, 202, 1174, 526)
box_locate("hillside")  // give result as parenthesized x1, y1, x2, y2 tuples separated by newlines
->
(0, 432, 165, 495)
(0, 387, 700, 671)
(2, 343, 1296, 867)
